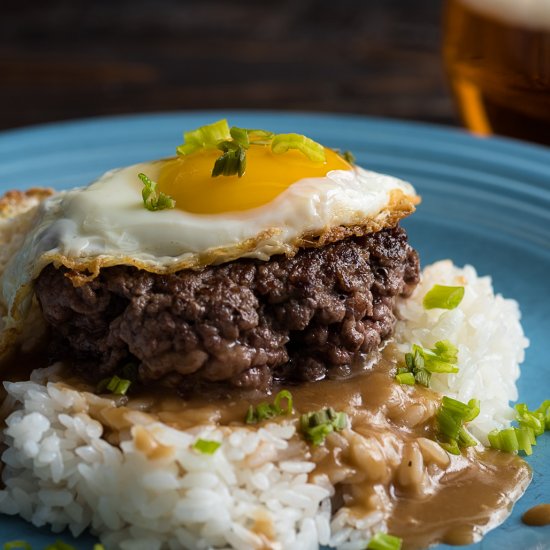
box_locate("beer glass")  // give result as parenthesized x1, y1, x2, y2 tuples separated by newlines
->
(443, 0, 550, 146)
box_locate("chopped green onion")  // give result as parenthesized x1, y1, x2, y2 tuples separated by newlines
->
(342, 150, 355, 165)
(176, 119, 231, 155)
(499, 427, 519, 452)
(176, 121, 327, 178)
(413, 368, 431, 388)
(489, 399, 550, 455)
(300, 407, 348, 446)
(211, 144, 247, 177)
(271, 133, 326, 163)
(515, 403, 545, 436)
(458, 426, 479, 448)
(332, 148, 356, 165)
(438, 439, 461, 456)
(366, 532, 403, 550)
(436, 396, 479, 454)
(138, 173, 176, 211)
(420, 341, 459, 374)
(106, 375, 131, 395)
(536, 400, 550, 429)
(396, 372, 415, 385)
(423, 284, 465, 310)
(437, 407, 462, 440)
(229, 126, 250, 148)
(3, 542, 33, 550)
(273, 389, 293, 415)
(515, 427, 534, 456)
(463, 398, 480, 422)
(396, 340, 459, 387)
(97, 375, 131, 396)
(193, 438, 221, 455)
(441, 396, 473, 418)
(246, 390, 294, 424)
(244, 128, 275, 144)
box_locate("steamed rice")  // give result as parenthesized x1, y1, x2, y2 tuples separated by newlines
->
(0, 261, 529, 549)
(394, 260, 528, 442)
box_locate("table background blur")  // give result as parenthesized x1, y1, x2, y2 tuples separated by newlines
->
(0, 0, 454, 131)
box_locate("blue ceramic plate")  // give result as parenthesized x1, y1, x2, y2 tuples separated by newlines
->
(0, 112, 549, 549)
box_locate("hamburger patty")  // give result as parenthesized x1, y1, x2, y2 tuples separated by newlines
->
(35, 225, 419, 393)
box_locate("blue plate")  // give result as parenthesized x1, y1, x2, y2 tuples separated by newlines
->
(0, 112, 549, 549)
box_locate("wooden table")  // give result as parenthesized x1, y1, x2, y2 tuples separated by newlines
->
(0, 0, 455, 131)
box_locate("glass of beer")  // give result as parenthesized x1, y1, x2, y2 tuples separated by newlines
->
(443, 0, 550, 146)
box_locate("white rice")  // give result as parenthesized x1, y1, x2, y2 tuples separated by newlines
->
(0, 369, 333, 550)
(0, 261, 529, 548)
(394, 260, 528, 443)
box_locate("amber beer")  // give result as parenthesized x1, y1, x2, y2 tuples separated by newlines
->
(443, 0, 550, 146)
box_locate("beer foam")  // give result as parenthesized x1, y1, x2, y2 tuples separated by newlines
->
(462, 0, 550, 31)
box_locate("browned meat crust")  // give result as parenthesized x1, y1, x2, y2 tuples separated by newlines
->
(35, 225, 419, 393)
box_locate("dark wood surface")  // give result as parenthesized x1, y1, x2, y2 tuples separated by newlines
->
(0, 0, 456, 131)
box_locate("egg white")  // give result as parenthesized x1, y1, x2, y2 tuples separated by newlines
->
(0, 158, 418, 352)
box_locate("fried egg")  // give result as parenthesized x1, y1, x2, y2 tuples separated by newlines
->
(0, 139, 419, 358)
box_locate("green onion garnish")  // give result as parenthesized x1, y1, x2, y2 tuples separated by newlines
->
(342, 150, 355, 164)
(212, 143, 247, 177)
(193, 438, 221, 455)
(138, 172, 176, 211)
(395, 372, 415, 385)
(176, 120, 327, 178)
(366, 532, 403, 550)
(97, 375, 132, 396)
(300, 407, 348, 446)
(396, 340, 459, 387)
(515, 402, 547, 436)
(423, 284, 465, 310)
(245, 390, 294, 424)
(176, 118, 232, 156)
(436, 396, 480, 455)
(489, 399, 550, 455)
(270, 133, 326, 163)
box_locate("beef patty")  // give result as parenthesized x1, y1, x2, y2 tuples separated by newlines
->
(35, 225, 419, 393)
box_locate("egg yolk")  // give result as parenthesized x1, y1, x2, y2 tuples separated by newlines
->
(157, 145, 351, 214)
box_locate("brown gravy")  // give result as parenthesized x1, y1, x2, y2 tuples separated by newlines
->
(522, 504, 550, 527)
(0, 350, 533, 549)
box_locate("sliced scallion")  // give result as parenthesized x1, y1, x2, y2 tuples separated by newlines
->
(176, 121, 327, 178)
(245, 390, 294, 424)
(273, 389, 293, 415)
(489, 399, 550, 455)
(300, 407, 348, 446)
(396, 372, 415, 385)
(193, 439, 221, 455)
(413, 368, 431, 388)
(211, 144, 247, 178)
(138, 172, 176, 211)
(97, 375, 132, 396)
(366, 532, 403, 550)
(176, 119, 231, 156)
(436, 396, 479, 454)
(396, 340, 459, 388)
(423, 284, 465, 310)
(271, 133, 326, 163)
